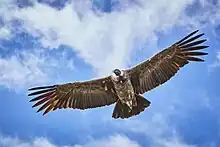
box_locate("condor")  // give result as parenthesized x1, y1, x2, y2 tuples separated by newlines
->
(28, 30, 208, 119)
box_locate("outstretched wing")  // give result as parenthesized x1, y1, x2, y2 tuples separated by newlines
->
(28, 76, 118, 115)
(127, 30, 208, 94)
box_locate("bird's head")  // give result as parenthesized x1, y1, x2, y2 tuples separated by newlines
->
(112, 69, 126, 82)
(113, 69, 122, 76)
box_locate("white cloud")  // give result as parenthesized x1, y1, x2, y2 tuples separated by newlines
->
(0, 133, 196, 147)
(0, 134, 139, 147)
(155, 136, 196, 147)
(110, 112, 170, 138)
(74, 134, 141, 147)
(0, 136, 57, 147)
(0, 0, 219, 88)
(0, 49, 75, 91)
(0, 51, 48, 90)
(208, 51, 220, 71)
(0, 0, 203, 77)
(184, 0, 220, 29)
(0, 27, 12, 40)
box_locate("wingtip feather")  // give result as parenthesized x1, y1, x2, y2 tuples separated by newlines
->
(37, 108, 42, 113)
(183, 51, 208, 56)
(43, 109, 51, 115)
(181, 45, 209, 52)
(28, 85, 55, 91)
(186, 56, 205, 62)
(175, 30, 200, 44)
(178, 33, 204, 45)
(29, 99, 35, 102)
(28, 89, 55, 96)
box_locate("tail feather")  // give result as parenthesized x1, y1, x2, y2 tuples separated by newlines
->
(112, 94, 151, 119)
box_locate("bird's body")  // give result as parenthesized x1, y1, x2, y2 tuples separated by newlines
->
(111, 70, 137, 110)
(28, 30, 209, 119)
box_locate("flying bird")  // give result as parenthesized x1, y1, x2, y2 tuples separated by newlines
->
(28, 30, 208, 119)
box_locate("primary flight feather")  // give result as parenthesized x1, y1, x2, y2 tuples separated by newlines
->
(28, 30, 208, 119)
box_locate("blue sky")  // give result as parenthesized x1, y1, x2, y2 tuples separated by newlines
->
(0, 0, 220, 147)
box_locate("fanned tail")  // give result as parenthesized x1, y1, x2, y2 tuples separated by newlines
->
(112, 94, 150, 119)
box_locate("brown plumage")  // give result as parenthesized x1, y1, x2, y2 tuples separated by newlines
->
(29, 77, 118, 115)
(28, 30, 208, 119)
(127, 30, 208, 94)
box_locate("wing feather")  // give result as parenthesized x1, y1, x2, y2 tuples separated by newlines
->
(127, 30, 208, 94)
(28, 77, 118, 115)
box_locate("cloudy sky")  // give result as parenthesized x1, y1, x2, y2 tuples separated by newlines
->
(0, 0, 220, 147)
